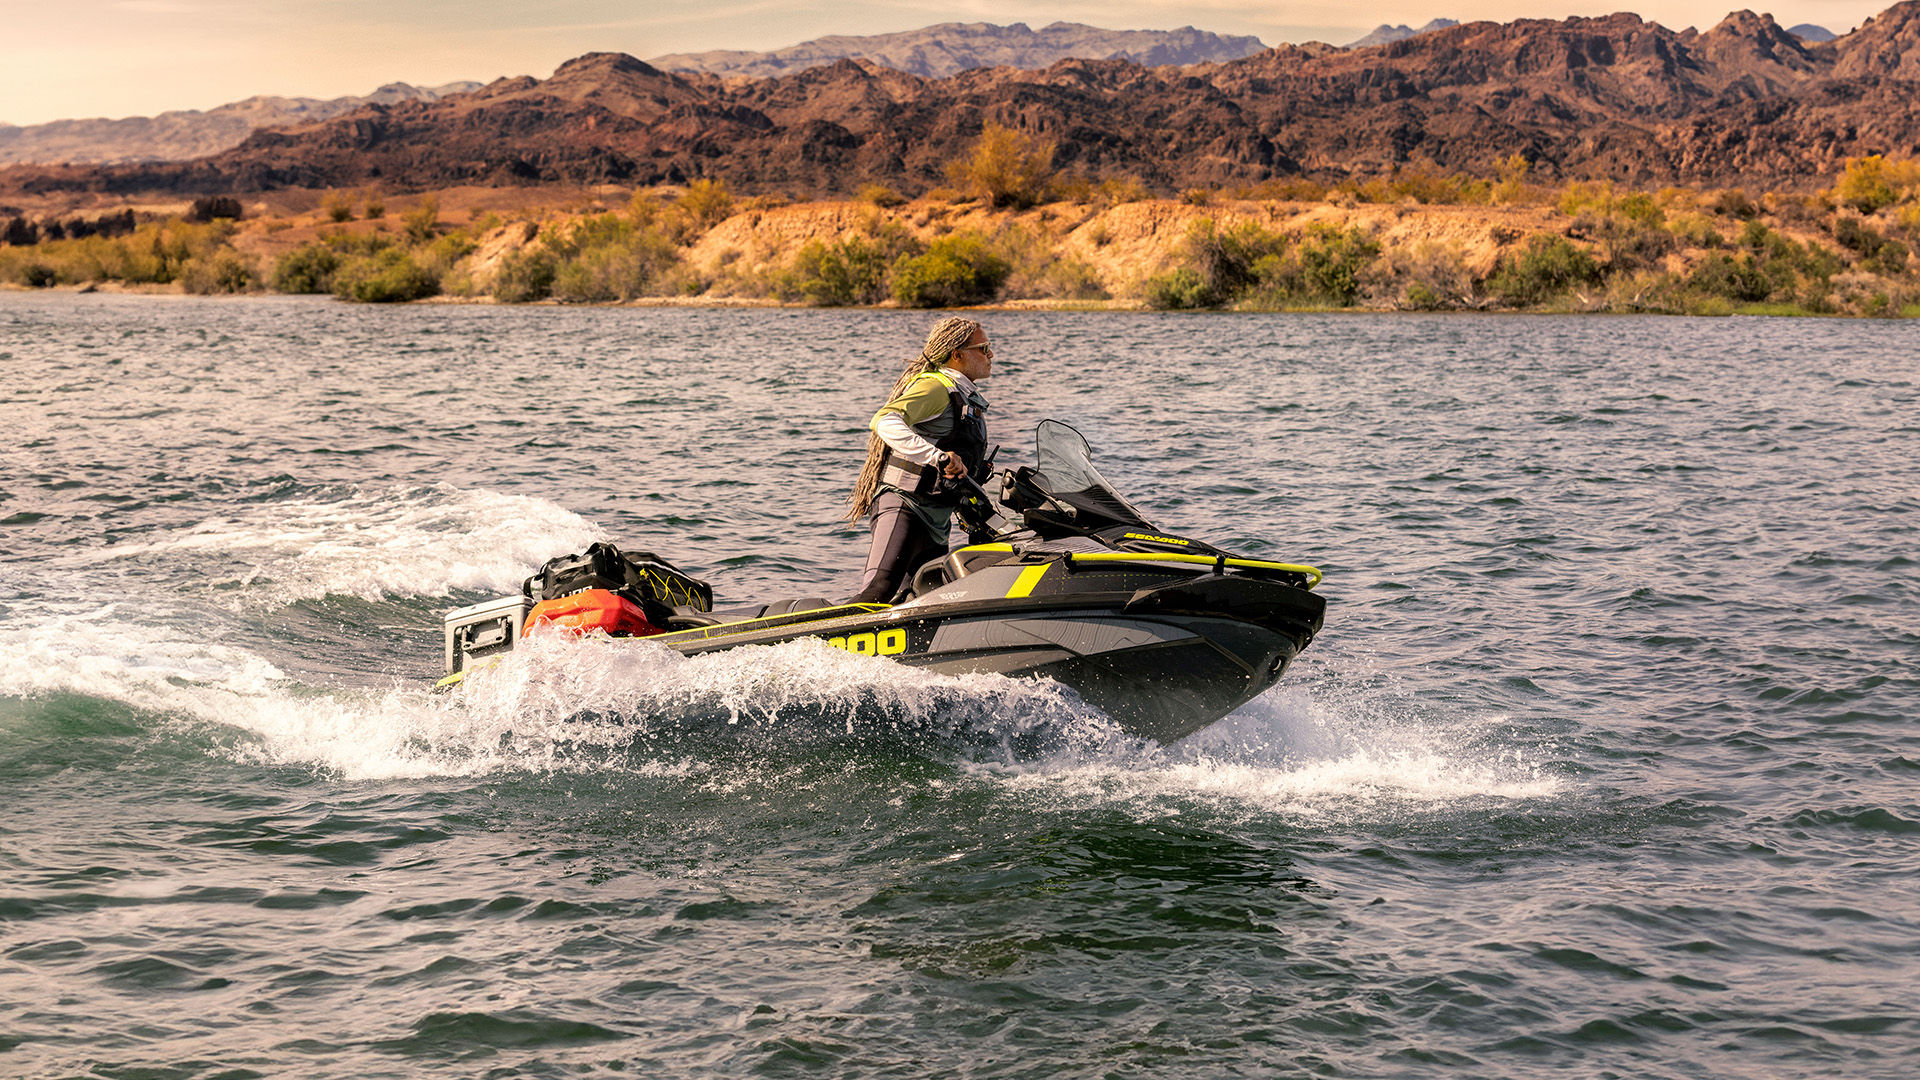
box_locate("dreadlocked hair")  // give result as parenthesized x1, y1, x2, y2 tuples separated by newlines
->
(844, 316, 982, 521)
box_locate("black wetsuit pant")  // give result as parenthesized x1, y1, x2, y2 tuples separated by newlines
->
(851, 490, 948, 604)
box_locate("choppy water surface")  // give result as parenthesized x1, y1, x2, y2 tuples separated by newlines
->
(1, 293, 1915, 1079)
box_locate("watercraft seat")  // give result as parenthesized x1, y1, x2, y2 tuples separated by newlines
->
(665, 597, 832, 630)
(758, 598, 831, 617)
(667, 605, 730, 628)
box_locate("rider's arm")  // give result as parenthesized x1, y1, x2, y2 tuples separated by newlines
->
(871, 375, 952, 468)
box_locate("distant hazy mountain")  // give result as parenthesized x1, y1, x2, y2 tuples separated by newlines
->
(0, 81, 482, 166)
(648, 21, 1269, 80)
(1787, 23, 1838, 41)
(1345, 19, 1460, 49)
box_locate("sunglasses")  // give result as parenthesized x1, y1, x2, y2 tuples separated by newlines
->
(960, 340, 994, 358)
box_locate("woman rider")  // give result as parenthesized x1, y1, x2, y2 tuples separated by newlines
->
(845, 317, 995, 604)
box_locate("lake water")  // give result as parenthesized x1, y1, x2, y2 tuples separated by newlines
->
(1, 293, 1916, 1078)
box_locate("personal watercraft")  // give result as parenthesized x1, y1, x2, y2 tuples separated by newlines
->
(441, 420, 1326, 744)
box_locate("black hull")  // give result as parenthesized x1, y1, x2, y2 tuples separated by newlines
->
(903, 611, 1306, 744)
(661, 573, 1324, 744)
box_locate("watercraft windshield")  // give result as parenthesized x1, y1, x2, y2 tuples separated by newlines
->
(1032, 420, 1157, 532)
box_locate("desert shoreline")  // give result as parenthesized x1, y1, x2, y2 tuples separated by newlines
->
(6, 175, 1918, 318)
(2, 280, 1880, 319)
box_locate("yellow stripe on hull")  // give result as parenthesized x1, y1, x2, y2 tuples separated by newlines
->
(1005, 564, 1048, 598)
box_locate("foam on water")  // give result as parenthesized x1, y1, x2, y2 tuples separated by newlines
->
(250, 636, 1124, 779)
(2, 599, 1561, 814)
(0, 603, 287, 707)
(989, 663, 1565, 823)
(0, 606, 1125, 780)
(91, 483, 601, 601)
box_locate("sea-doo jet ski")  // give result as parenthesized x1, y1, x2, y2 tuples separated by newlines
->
(441, 420, 1326, 744)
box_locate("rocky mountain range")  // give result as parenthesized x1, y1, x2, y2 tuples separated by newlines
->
(6, 4, 1919, 200)
(649, 21, 1268, 80)
(0, 82, 481, 167)
(1346, 16, 1836, 48)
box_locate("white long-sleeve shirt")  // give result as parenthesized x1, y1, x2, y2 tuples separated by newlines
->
(870, 366, 986, 467)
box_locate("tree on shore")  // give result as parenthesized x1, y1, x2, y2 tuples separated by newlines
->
(951, 121, 1056, 210)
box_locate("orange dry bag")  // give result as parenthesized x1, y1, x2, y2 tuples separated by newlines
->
(524, 588, 665, 638)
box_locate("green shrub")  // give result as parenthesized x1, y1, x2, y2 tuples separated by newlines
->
(402, 196, 440, 244)
(1719, 223, 1843, 297)
(105, 235, 169, 284)
(1558, 180, 1615, 217)
(1668, 212, 1725, 248)
(1232, 177, 1328, 202)
(179, 249, 255, 294)
(858, 183, 907, 208)
(72, 219, 235, 285)
(1740, 219, 1782, 254)
(1579, 213, 1675, 273)
(1829, 215, 1909, 276)
(1339, 177, 1394, 204)
(1794, 280, 1837, 314)
(1236, 225, 1382, 309)
(551, 241, 678, 302)
(1093, 176, 1152, 205)
(1403, 281, 1446, 310)
(679, 178, 733, 230)
(1143, 220, 1380, 309)
(784, 235, 893, 306)
(1385, 167, 1491, 205)
(539, 211, 682, 302)
(1871, 238, 1910, 276)
(1488, 234, 1601, 306)
(1188, 219, 1288, 303)
(1018, 256, 1106, 301)
(1834, 214, 1879, 254)
(491, 248, 559, 302)
(1288, 225, 1382, 306)
(1712, 188, 1761, 219)
(1830, 155, 1916, 215)
(1142, 217, 1292, 308)
(1604, 270, 1692, 314)
(1687, 253, 1774, 302)
(993, 218, 1106, 301)
(270, 242, 341, 293)
(1617, 191, 1663, 226)
(775, 212, 917, 303)
(322, 191, 353, 222)
(949, 121, 1056, 210)
(320, 229, 394, 258)
(890, 232, 1010, 307)
(8, 260, 58, 287)
(332, 249, 438, 302)
(1144, 268, 1212, 310)
(420, 232, 478, 276)
(1796, 241, 1843, 284)
(1492, 153, 1538, 205)
(1387, 240, 1477, 310)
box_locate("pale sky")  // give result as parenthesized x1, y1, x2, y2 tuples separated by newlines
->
(0, 0, 1898, 127)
